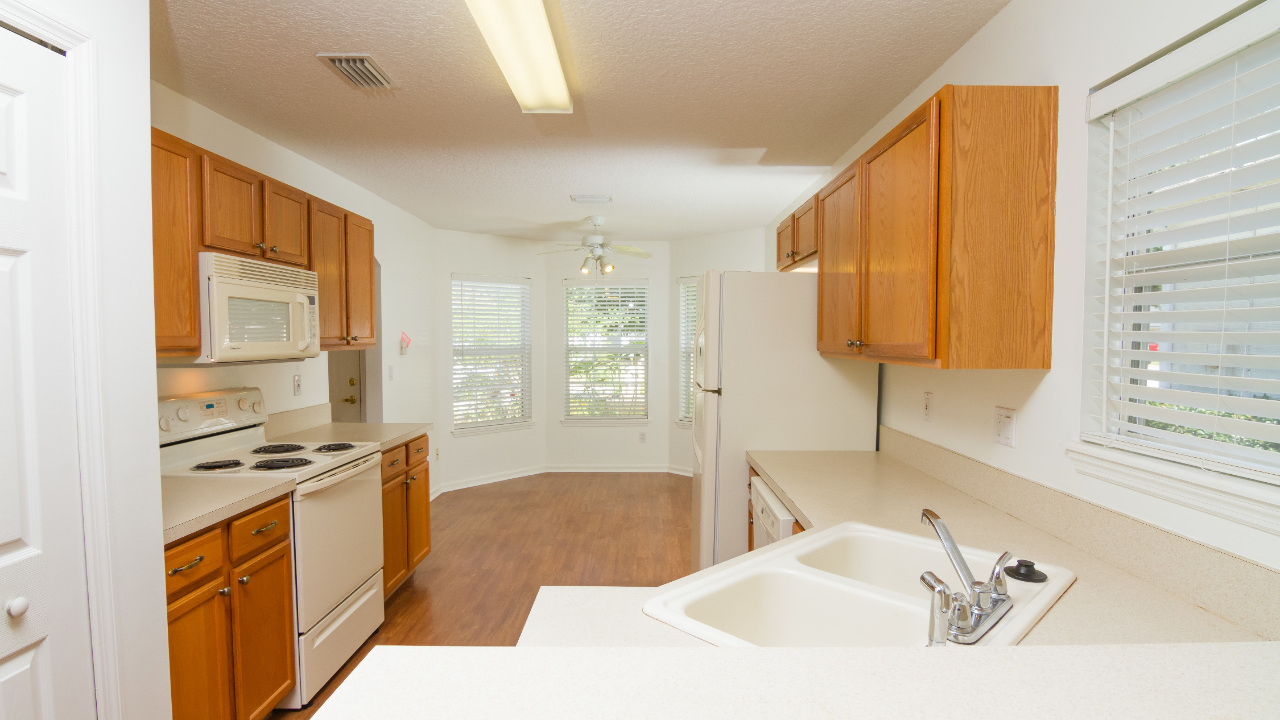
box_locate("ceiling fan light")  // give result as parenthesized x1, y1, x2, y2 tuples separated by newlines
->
(464, 0, 572, 113)
(602, 262, 615, 274)
(580, 257, 592, 275)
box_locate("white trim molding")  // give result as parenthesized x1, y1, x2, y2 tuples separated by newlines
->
(451, 420, 535, 438)
(560, 418, 650, 427)
(1066, 442, 1280, 537)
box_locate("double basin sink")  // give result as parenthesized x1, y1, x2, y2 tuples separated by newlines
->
(644, 521, 1075, 647)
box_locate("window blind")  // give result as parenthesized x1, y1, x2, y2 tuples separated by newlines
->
(452, 277, 532, 429)
(1085, 30, 1280, 472)
(564, 285, 648, 418)
(678, 280, 698, 422)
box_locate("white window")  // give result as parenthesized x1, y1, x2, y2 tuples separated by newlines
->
(1083, 27, 1280, 477)
(677, 278, 698, 424)
(564, 284, 648, 419)
(451, 275, 532, 430)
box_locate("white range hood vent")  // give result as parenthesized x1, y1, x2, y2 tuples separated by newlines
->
(318, 53, 393, 90)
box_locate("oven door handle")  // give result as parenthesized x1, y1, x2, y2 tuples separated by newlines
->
(295, 454, 380, 499)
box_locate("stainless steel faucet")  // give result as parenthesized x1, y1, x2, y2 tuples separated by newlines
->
(918, 509, 1015, 645)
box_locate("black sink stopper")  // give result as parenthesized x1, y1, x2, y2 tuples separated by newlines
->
(1005, 559, 1048, 583)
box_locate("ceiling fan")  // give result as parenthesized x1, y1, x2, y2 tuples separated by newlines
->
(539, 216, 651, 275)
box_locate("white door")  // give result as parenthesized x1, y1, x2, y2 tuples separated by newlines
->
(0, 28, 98, 719)
(328, 349, 364, 422)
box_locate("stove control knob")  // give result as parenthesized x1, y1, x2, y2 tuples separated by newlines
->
(159, 417, 172, 432)
(176, 407, 191, 422)
(252, 401, 264, 414)
(238, 398, 250, 411)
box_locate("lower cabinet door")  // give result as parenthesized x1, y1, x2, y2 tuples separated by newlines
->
(168, 576, 234, 720)
(382, 475, 409, 594)
(406, 462, 431, 569)
(230, 541, 296, 720)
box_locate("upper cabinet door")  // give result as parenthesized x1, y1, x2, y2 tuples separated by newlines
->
(816, 163, 862, 355)
(861, 96, 939, 361)
(791, 194, 818, 263)
(775, 214, 795, 270)
(344, 212, 376, 346)
(308, 199, 347, 347)
(262, 179, 309, 266)
(151, 129, 202, 355)
(202, 154, 263, 257)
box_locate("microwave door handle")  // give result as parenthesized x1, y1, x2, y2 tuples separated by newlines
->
(295, 294, 310, 351)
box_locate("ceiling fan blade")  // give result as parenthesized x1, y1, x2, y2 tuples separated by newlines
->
(536, 248, 586, 255)
(609, 246, 652, 258)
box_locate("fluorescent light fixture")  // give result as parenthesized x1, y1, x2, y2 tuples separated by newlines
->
(571, 194, 612, 204)
(465, 0, 572, 113)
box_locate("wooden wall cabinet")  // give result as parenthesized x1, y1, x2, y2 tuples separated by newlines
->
(309, 200, 377, 351)
(152, 129, 203, 356)
(381, 433, 430, 598)
(776, 194, 818, 271)
(817, 85, 1057, 369)
(165, 498, 296, 720)
(151, 127, 377, 356)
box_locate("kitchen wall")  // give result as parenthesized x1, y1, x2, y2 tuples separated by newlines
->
(769, 0, 1277, 568)
(150, 82, 435, 421)
(668, 229, 771, 472)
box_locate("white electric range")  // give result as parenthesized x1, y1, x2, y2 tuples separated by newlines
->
(159, 387, 385, 709)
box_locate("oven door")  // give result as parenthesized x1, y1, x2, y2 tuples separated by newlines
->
(203, 275, 319, 362)
(292, 454, 384, 633)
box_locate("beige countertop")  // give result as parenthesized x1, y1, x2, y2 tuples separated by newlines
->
(745, 450, 1261, 645)
(276, 422, 432, 453)
(518, 587, 709, 647)
(161, 475, 294, 545)
(315, 642, 1280, 719)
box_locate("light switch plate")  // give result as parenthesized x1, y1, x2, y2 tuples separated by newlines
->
(994, 407, 1016, 447)
(293, 375, 302, 396)
(923, 392, 933, 422)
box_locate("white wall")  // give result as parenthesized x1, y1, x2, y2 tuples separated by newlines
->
(768, 0, 1277, 567)
(669, 229, 771, 472)
(150, 82, 435, 421)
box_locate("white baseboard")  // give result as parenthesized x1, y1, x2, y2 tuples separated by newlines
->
(667, 465, 692, 477)
(430, 464, 689, 499)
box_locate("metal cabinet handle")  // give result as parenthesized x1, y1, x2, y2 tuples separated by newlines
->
(218, 587, 231, 597)
(388, 459, 400, 467)
(846, 339, 864, 349)
(254, 242, 266, 250)
(238, 575, 251, 585)
(415, 447, 426, 454)
(269, 245, 279, 252)
(168, 555, 204, 576)
(351, 336, 359, 342)
(250, 520, 277, 536)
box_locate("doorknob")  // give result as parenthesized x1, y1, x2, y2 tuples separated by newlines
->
(342, 395, 358, 404)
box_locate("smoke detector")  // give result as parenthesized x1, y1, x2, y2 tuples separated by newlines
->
(317, 53, 393, 90)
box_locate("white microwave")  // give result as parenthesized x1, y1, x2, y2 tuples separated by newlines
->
(198, 252, 321, 363)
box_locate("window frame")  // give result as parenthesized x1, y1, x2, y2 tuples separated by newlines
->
(450, 274, 534, 435)
(562, 280, 650, 422)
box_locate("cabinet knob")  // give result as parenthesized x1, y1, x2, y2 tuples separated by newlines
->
(6, 597, 29, 618)
(351, 336, 359, 342)
(847, 339, 864, 349)
(238, 575, 251, 585)
(254, 242, 266, 250)
(269, 246, 279, 253)
(218, 587, 231, 597)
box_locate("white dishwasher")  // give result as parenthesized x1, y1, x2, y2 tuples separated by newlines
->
(750, 478, 797, 549)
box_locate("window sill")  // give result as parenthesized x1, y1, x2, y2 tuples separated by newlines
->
(560, 419, 649, 427)
(674, 419, 693, 430)
(1066, 435, 1280, 536)
(451, 421, 534, 438)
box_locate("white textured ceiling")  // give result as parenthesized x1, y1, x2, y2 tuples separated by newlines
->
(152, 0, 1011, 243)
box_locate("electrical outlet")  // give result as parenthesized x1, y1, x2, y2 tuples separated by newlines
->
(923, 392, 933, 422)
(293, 375, 302, 396)
(994, 406, 1016, 447)
(639, 432, 647, 444)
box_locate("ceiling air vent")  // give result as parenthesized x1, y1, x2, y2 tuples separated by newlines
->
(317, 53, 393, 90)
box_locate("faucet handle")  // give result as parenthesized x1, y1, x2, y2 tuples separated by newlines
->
(989, 551, 1014, 599)
(949, 591, 974, 631)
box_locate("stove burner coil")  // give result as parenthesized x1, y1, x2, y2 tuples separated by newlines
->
(315, 443, 357, 453)
(251, 458, 314, 470)
(252, 443, 307, 455)
(192, 459, 245, 471)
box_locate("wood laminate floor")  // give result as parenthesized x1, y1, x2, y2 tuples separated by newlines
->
(274, 471, 692, 719)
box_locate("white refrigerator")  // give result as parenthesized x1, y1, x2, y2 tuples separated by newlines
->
(692, 271, 880, 570)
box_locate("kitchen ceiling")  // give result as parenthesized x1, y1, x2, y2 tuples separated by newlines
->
(152, 0, 1011, 244)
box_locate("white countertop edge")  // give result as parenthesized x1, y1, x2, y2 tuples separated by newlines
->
(162, 480, 295, 545)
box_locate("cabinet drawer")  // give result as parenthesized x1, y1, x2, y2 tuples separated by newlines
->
(228, 498, 291, 565)
(407, 435, 429, 463)
(165, 527, 225, 600)
(381, 446, 407, 479)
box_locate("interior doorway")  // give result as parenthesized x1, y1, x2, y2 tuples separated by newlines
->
(328, 350, 365, 422)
